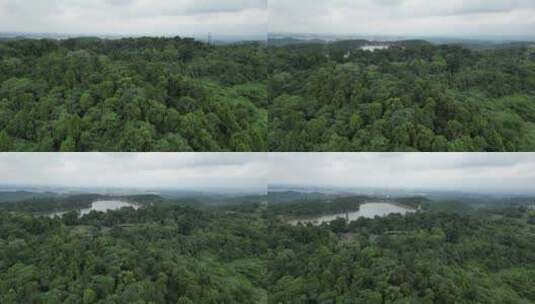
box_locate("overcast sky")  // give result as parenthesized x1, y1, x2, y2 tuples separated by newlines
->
(2, 1, 533, 38)
(0, 153, 267, 191)
(2, 153, 535, 195)
(269, 0, 535, 37)
(268, 153, 535, 195)
(0, 0, 267, 36)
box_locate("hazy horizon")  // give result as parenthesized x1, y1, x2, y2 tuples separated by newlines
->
(3, 31, 533, 44)
(268, 32, 535, 43)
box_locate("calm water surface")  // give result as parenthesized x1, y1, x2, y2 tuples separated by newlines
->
(361, 45, 389, 52)
(48, 200, 139, 217)
(291, 202, 415, 225)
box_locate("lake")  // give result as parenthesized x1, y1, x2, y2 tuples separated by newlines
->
(47, 200, 139, 218)
(360, 45, 389, 52)
(290, 202, 415, 225)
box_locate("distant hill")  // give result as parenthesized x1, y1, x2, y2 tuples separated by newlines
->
(0, 191, 59, 203)
(269, 36, 532, 51)
(391, 39, 432, 47)
(268, 191, 336, 204)
(458, 41, 535, 51)
(268, 37, 327, 46)
(269, 38, 432, 52)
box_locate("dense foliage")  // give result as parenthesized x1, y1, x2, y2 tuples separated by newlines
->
(269, 210, 535, 303)
(0, 37, 267, 151)
(2, 196, 535, 303)
(2, 37, 534, 152)
(269, 40, 535, 151)
(0, 204, 269, 303)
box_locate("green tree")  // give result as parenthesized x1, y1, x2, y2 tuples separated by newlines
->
(0, 130, 13, 151)
(83, 288, 97, 304)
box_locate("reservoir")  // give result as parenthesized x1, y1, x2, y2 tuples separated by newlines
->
(360, 45, 389, 52)
(47, 200, 139, 217)
(290, 202, 415, 225)
(80, 200, 139, 215)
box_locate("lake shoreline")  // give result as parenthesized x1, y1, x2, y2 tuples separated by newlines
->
(287, 201, 416, 225)
(42, 200, 141, 218)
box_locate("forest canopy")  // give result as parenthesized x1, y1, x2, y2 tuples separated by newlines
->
(0, 37, 267, 151)
(269, 40, 535, 152)
(2, 37, 535, 152)
(1, 194, 535, 303)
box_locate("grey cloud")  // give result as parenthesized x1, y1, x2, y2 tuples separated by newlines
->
(1, 153, 535, 195)
(370, 0, 535, 15)
(456, 156, 529, 168)
(124, 0, 267, 18)
(268, 153, 535, 195)
(0, 153, 267, 190)
(269, 0, 535, 37)
(0, 0, 267, 36)
(107, 0, 134, 6)
(177, 0, 266, 15)
(373, 0, 403, 6)
(420, 0, 535, 17)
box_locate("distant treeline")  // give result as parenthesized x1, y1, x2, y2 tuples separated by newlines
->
(267, 192, 426, 218)
(0, 193, 164, 213)
(267, 191, 338, 204)
(267, 197, 362, 218)
(0, 190, 59, 203)
(0, 194, 101, 213)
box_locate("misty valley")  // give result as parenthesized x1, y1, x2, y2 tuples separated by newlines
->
(1, 187, 535, 303)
